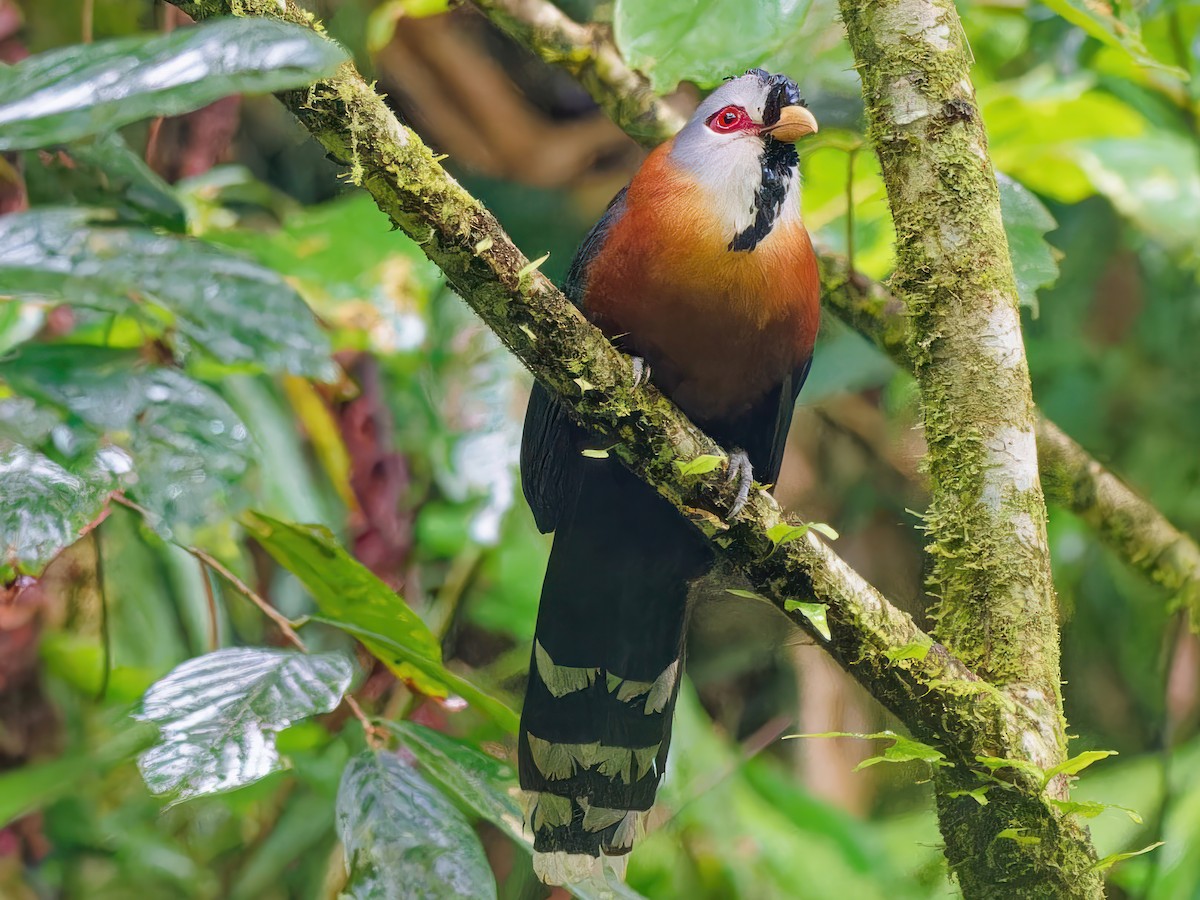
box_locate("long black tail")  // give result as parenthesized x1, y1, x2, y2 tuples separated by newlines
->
(518, 458, 711, 880)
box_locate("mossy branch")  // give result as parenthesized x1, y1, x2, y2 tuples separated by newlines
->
(167, 0, 1089, 826)
(468, 0, 684, 147)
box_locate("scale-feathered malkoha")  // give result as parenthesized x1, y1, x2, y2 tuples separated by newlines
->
(519, 69, 821, 884)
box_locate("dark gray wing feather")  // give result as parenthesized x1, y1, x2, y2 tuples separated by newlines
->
(520, 188, 628, 533)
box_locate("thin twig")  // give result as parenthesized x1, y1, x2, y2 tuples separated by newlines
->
(198, 560, 220, 652)
(187, 544, 309, 652)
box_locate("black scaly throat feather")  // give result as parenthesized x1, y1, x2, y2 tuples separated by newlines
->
(728, 71, 805, 253)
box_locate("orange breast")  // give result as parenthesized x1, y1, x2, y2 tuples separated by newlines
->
(584, 142, 820, 423)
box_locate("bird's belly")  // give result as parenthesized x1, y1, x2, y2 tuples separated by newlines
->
(635, 313, 795, 421)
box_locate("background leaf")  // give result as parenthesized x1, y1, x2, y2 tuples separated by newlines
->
(135, 648, 353, 802)
(0, 344, 253, 537)
(999, 173, 1061, 313)
(336, 749, 497, 900)
(0, 208, 336, 377)
(613, 0, 813, 92)
(0, 17, 347, 151)
(242, 511, 520, 732)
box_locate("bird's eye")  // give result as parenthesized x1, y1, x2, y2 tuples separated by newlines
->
(707, 105, 747, 133)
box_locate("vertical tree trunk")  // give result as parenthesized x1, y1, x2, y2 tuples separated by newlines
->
(836, 0, 1102, 894)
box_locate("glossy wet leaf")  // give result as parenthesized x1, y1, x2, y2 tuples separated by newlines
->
(336, 750, 496, 900)
(241, 511, 519, 732)
(388, 723, 647, 900)
(614, 0, 813, 92)
(998, 174, 1059, 313)
(0, 209, 335, 377)
(135, 648, 353, 802)
(0, 17, 347, 151)
(0, 441, 125, 579)
(0, 344, 252, 537)
(23, 133, 186, 231)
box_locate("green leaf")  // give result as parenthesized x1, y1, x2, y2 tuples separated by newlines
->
(0, 209, 335, 378)
(581, 448, 610, 459)
(1091, 841, 1165, 873)
(1049, 797, 1143, 824)
(0, 345, 252, 538)
(0, 441, 122, 580)
(884, 640, 932, 663)
(241, 511, 519, 733)
(675, 453, 724, 477)
(998, 173, 1059, 314)
(1038, 0, 1187, 78)
(785, 731, 948, 770)
(388, 723, 647, 900)
(766, 522, 810, 546)
(947, 786, 990, 806)
(809, 522, 839, 540)
(24, 133, 186, 231)
(784, 598, 832, 641)
(1041, 749, 1117, 788)
(614, 0, 813, 92)
(134, 648, 354, 802)
(0, 17, 347, 151)
(336, 750, 497, 900)
(995, 827, 1041, 845)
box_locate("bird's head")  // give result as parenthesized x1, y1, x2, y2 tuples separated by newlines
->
(670, 69, 818, 252)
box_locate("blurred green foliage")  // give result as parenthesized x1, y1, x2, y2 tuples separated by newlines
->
(0, 0, 1197, 897)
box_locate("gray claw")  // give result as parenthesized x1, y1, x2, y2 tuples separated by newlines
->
(725, 449, 754, 519)
(630, 356, 650, 389)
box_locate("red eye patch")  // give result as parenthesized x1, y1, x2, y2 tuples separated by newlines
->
(706, 105, 754, 134)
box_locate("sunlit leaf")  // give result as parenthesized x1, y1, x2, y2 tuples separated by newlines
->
(1042, 749, 1117, 788)
(786, 731, 948, 770)
(0, 17, 347, 151)
(0, 441, 123, 580)
(675, 454, 724, 477)
(1091, 841, 1165, 872)
(766, 522, 810, 546)
(241, 511, 519, 732)
(614, 0, 813, 92)
(1049, 797, 1142, 824)
(998, 173, 1059, 313)
(995, 827, 1041, 845)
(336, 750, 496, 900)
(135, 648, 354, 802)
(784, 598, 832, 641)
(884, 640, 932, 663)
(0, 345, 253, 537)
(0, 208, 336, 378)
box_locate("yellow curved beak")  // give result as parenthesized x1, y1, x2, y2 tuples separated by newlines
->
(761, 105, 819, 143)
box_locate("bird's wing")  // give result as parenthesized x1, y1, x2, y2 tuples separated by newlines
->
(520, 188, 629, 534)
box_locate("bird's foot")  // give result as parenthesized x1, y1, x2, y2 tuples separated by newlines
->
(630, 356, 651, 389)
(724, 449, 754, 519)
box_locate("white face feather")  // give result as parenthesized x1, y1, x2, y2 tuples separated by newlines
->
(669, 74, 804, 245)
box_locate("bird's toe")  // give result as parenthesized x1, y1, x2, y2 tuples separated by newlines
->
(725, 449, 754, 519)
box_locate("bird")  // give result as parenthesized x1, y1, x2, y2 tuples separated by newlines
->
(518, 69, 821, 885)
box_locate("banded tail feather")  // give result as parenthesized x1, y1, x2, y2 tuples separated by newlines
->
(518, 454, 710, 883)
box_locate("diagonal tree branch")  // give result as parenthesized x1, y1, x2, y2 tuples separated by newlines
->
(168, 0, 1071, 808)
(468, 0, 1200, 626)
(469, 0, 685, 147)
